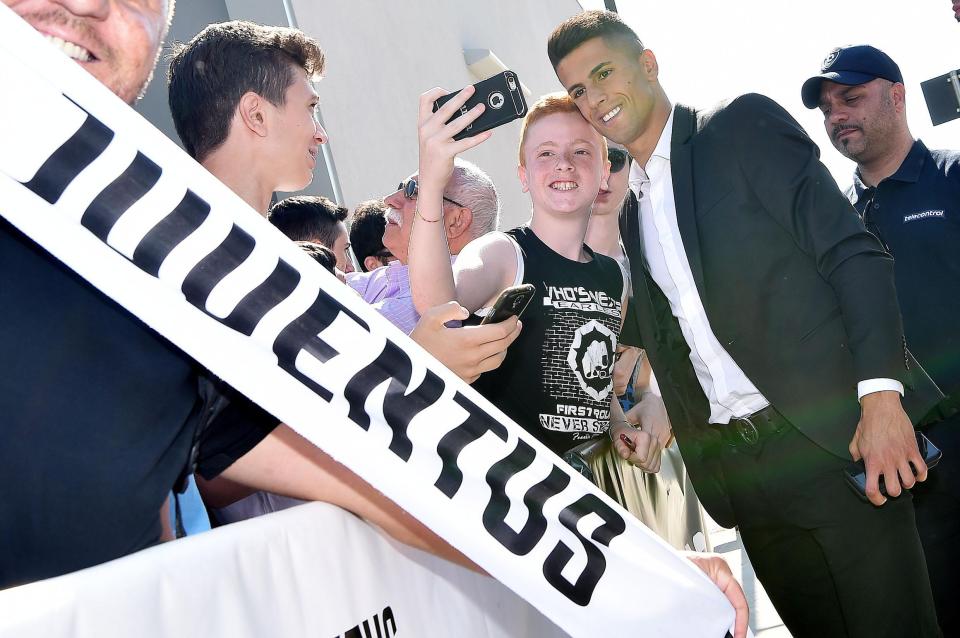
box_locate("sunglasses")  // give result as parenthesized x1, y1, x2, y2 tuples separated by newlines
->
(608, 148, 631, 174)
(398, 178, 465, 208)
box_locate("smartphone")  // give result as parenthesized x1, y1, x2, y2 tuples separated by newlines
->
(843, 432, 942, 502)
(479, 284, 536, 325)
(432, 71, 528, 141)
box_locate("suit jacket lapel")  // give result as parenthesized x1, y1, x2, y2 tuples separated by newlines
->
(670, 104, 706, 299)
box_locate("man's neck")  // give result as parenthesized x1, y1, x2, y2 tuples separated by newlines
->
(584, 208, 624, 260)
(624, 97, 673, 168)
(202, 149, 274, 215)
(857, 132, 915, 188)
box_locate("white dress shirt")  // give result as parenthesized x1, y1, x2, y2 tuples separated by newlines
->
(628, 111, 901, 425)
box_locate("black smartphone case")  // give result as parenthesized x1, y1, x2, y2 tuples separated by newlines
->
(433, 71, 528, 141)
(480, 284, 536, 325)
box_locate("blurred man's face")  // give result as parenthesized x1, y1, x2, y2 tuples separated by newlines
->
(330, 222, 354, 274)
(5, 0, 168, 105)
(593, 144, 630, 217)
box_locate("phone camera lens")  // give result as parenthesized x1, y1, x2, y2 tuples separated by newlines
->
(489, 91, 505, 109)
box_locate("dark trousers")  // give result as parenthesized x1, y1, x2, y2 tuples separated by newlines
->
(915, 414, 960, 637)
(717, 425, 940, 638)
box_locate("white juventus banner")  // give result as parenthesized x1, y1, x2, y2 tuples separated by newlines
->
(0, 503, 567, 638)
(0, 6, 734, 636)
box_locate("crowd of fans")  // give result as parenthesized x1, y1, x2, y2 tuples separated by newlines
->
(2, 2, 958, 637)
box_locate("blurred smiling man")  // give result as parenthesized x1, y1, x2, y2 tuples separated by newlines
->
(7, 0, 173, 103)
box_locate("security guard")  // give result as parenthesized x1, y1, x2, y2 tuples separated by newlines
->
(803, 43, 960, 635)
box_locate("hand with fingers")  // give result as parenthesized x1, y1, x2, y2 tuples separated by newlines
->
(848, 389, 927, 506)
(611, 392, 671, 472)
(410, 301, 521, 384)
(610, 420, 662, 472)
(683, 552, 750, 638)
(416, 86, 493, 222)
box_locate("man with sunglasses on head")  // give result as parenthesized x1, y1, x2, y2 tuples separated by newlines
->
(346, 159, 500, 336)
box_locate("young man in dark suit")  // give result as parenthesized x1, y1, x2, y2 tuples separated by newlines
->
(549, 10, 943, 637)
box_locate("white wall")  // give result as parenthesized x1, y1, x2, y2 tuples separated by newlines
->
(291, 0, 584, 229)
(136, 0, 586, 228)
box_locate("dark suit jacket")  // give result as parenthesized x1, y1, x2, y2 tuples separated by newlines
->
(619, 95, 942, 526)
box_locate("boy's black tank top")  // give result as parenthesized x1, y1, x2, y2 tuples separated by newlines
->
(472, 226, 625, 456)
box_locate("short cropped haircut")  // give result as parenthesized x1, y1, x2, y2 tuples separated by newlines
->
(447, 159, 500, 238)
(517, 92, 607, 166)
(269, 195, 347, 247)
(167, 20, 326, 162)
(296, 241, 337, 275)
(547, 10, 644, 69)
(349, 199, 390, 271)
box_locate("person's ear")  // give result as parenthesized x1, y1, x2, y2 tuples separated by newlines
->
(640, 49, 659, 81)
(363, 255, 384, 271)
(445, 206, 474, 240)
(891, 82, 907, 114)
(237, 91, 268, 137)
(518, 163, 529, 193)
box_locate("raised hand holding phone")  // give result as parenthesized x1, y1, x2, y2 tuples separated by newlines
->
(433, 72, 528, 140)
(408, 85, 494, 314)
(416, 84, 492, 223)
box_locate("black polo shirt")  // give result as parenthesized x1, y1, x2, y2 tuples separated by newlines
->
(0, 218, 278, 589)
(847, 141, 960, 398)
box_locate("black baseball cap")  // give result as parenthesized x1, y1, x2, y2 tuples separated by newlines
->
(801, 44, 903, 109)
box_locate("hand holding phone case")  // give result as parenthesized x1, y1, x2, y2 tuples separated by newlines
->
(432, 71, 528, 141)
(479, 283, 536, 325)
(843, 432, 942, 502)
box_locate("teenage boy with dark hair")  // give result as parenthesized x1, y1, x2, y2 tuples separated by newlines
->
(350, 199, 393, 272)
(269, 195, 354, 273)
(168, 20, 327, 216)
(548, 9, 942, 636)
